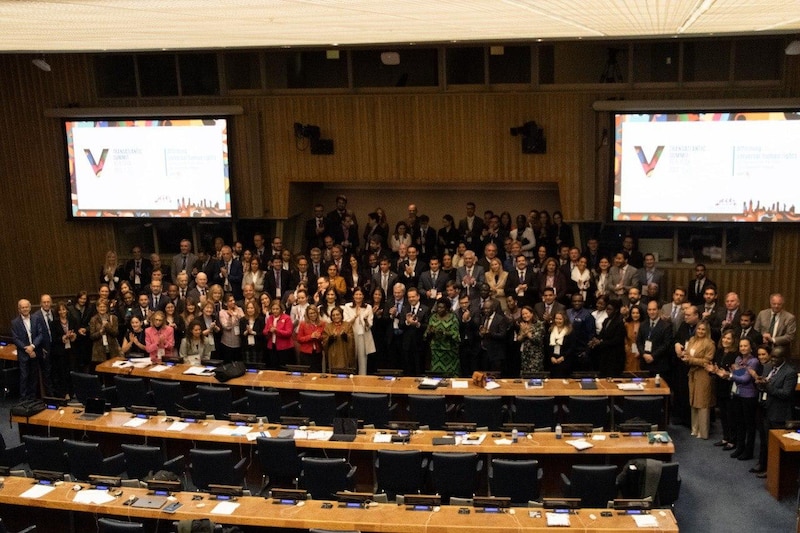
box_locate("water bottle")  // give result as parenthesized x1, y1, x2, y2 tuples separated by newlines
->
(555, 423, 562, 439)
(511, 428, 518, 443)
(655, 374, 662, 388)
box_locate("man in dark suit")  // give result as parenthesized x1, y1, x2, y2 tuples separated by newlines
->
(457, 293, 481, 376)
(145, 280, 168, 312)
(418, 256, 449, 308)
(214, 245, 244, 300)
(700, 285, 723, 341)
(124, 245, 152, 293)
(291, 255, 318, 294)
(326, 195, 358, 245)
(372, 257, 398, 297)
(661, 288, 686, 335)
(686, 263, 714, 307)
(738, 311, 762, 348)
(456, 250, 485, 297)
(11, 298, 50, 399)
(505, 254, 538, 309)
(457, 202, 485, 253)
(385, 283, 408, 370)
(399, 287, 429, 376)
(478, 299, 509, 374)
(718, 292, 743, 334)
(171, 239, 197, 283)
(637, 300, 674, 378)
(533, 287, 566, 328)
(636, 253, 666, 304)
(264, 255, 292, 301)
(413, 215, 437, 262)
(399, 246, 426, 290)
(304, 204, 327, 253)
(132, 293, 153, 326)
(754, 346, 796, 476)
(191, 249, 219, 288)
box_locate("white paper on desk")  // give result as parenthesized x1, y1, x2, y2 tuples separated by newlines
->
(783, 432, 800, 442)
(211, 426, 237, 436)
(112, 360, 133, 368)
(591, 434, 606, 441)
(20, 484, 56, 499)
(493, 438, 513, 445)
(246, 431, 271, 441)
(451, 380, 468, 389)
(618, 383, 645, 391)
(484, 381, 501, 390)
(184, 366, 214, 375)
(632, 514, 659, 527)
(73, 489, 116, 505)
(210, 501, 240, 515)
(458, 433, 486, 445)
(149, 364, 169, 372)
(420, 378, 441, 387)
(545, 512, 571, 526)
(231, 426, 252, 436)
(373, 433, 392, 443)
(167, 421, 190, 431)
(305, 430, 333, 441)
(565, 439, 594, 451)
(129, 357, 152, 368)
(123, 417, 148, 428)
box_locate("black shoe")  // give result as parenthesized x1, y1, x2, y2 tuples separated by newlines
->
(730, 450, 743, 459)
(737, 454, 754, 461)
(749, 465, 764, 473)
(723, 443, 735, 451)
(713, 440, 727, 447)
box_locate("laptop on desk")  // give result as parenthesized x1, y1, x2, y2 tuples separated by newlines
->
(78, 397, 106, 421)
(131, 495, 168, 509)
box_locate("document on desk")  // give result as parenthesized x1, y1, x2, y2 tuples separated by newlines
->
(617, 383, 645, 391)
(373, 433, 392, 443)
(565, 439, 594, 451)
(246, 431, 271, 441)
(73, 489, 116, 505)
(210, 426, 253, 437)
(167, 421, 190, 431)
(129, 357, 152, 368)
(484, 381, 501, 390)
(294, 430, 333, 441)
(123, 417, 149, 428)
(148, 364, 169, 372)
(210, 501, 240, 515)
(458, 433, 486, 445)
(111, 360, 134, 368)
(20, 484, 56, 499)
(451, 380, 468, 389)
(545, 512, 571, 526)
(782, 432, 800, 442)
(632, 514, 659, 527)
(183, 366, 215, 375)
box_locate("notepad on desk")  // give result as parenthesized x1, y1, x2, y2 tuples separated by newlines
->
(20, 484, 56, 499)
(149, 365, 169, 372)
(546, 512, 571, 526)
(565, 439, 594, 451)
(618, 383, 645, 391)
(632, 514, 660, 527)
(73, 489, 116, 505)
(451, 380, 468, 389)
(210, 501, 240, 515)
(183, 366, 215, 375)
(123, 417, 148, 428)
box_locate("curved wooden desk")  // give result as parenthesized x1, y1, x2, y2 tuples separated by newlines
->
(0, 476, 679, 533)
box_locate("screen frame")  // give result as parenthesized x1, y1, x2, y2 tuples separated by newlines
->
(603, 101, 800, 226)
(61, 113, 236, 221)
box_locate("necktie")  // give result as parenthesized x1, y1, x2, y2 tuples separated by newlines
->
(546, 304, 552, 315)
(181, 255, 187, 270)
(382, 274, 388, 292)
(727, 310, 734, 322)
(180, 289, 186, 299)
(651, 320, 656, 329)
(314, 264, 320, 276)
(769, 313, 777, 336)
(275, 270, 281, 289)
(396, 301, 402, 314)
(519, 270, 525, 281)
(200, 288, 206, 296)
(412, 306, 417, 316)
(154, 295, 159, 307)
(672, 305, 678, 320)
(766, 365, 779, 381)
(696, 280, 701, 294)
(432, 272, 437, 284)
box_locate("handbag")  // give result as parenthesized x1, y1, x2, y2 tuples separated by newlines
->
(11, 399, 46, 417)
(214, 361, 246, 382)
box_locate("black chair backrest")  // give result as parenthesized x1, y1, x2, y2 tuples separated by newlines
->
(407, 395, 447, 430)
(70, 371, 102, 404)
(97, 517, 145, 532)
(656, 462, 681, 507)
(375, 449, 425, 499)
(512, 396, 557, 430)
(244, 389, 283, 421)
(565, 396, 609, 429)
(256, 437, 302, 488)
(64, 439, 105, 482)
(113, 376, 149, 409)
(150, 379, 183, 416)
(121, 444, 163, 481)
(22, 435, 67, 473)
(430, 452, 479, 504)
(621, 396, 663, 426)
(350, 393, 390, 428)
(298, 392, 338, 426)
(490, 458, 540, 504)
(189, 449, 243, 491)
(197, 385, 233, 420)
(300, 457, 352, 500)
(462, 396, 504, 430)
(567, 465, 617, 508)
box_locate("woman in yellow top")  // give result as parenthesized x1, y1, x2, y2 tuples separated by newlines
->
(681, 321, 716, 439)
(484, 257, 509, 312)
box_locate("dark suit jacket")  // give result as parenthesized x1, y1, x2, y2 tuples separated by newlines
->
(594, 313, 627, 377)
(146, 293, 168, 312)
(479, 312, 510, 364)
(291, 270, 318, 294)
(304, 217, 327, 252)
(124, 258, 153, 288)
(686, 277, 715, 307)
(636, 318, 674, 376)
(413, 226, 437, 260)
(417, 269, 450, 305)
(505, 267, 538, 308)
(399, 260, 426, 289)
(764, 361, 797, 423)
(532, 301, 566, 325)
(264, 269, 293, 300)
(400, 303, 430, 352)
(372, 270, 399, 296)
(192, 258, 219, 286)
(11, 315, 48, 359)
(457, 217, 485, 252)
(214, 259, 244, 300)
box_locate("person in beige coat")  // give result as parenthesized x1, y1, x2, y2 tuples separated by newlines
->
(681, 321, 716, 439)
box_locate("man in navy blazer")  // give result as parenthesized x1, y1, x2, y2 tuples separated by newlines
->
(214, 245, 244, 300)
(417, 257, 449, 307)
(637, 300, 674, 378)
(11, 299, 49, 399)
(755, 347, 796, 475)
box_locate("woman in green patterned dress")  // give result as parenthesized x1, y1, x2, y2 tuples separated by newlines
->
(518, 305, 546, 373)
(425, 298, 461, 376)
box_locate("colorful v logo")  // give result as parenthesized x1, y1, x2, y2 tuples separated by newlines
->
(84, 148, 109, 177)
(633, 146, 664, 177)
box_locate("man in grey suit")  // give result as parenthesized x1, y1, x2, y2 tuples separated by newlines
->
(755, 293, 796, 353)
(456, 250, 485, 297)
(171, 238, 197, 282)
(372, 257, 398, 296)
(636, 253, 666, 303)
(418, 257, 449, 307)
(661, 287, 686, 334)
(609, 251, 638, 301)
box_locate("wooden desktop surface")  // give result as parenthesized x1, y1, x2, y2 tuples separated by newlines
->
(95, 358, 671, 397)
(766, 429, 800, 500)
(0, 475, 679, 532)
(14, 409, 675, 456)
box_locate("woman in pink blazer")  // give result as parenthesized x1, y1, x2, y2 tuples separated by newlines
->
(263, 300, 294, 369)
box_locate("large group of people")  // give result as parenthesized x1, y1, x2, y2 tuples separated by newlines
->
(10, 197, 798, 478)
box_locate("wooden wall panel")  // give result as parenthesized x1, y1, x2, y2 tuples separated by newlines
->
(0, 51, 798, 336)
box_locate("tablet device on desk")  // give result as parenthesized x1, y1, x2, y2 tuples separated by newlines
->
(131, 495, 168, 509)
(78, 397, 106, 420)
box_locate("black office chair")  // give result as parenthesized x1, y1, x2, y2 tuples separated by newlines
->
(150, 379, 196, 416)
(512, 396, 557, 430)
(489, 458, 542, 504)
(97, 517, 145, 532)
(113, 375, 152, 410)
(461, 395, 506, 430)
(350, 392, 395, 429)
(563, 396, 610, 430)
(188, 448, 247, 492)
(196, 385, 247, 420)
(407, 394, 450, 430)
(374, 449, 428, 500)
(70, 371, 114, 405)
(615, 396, 664, 428)
(255, 437, 304, 491)
(121, 444, 185, 482)
(298, 391, 347, 426)
(21, 435, 68, 474)
(243, 389, 297, 422)
(561, 465, 618, 508)
(64, 439, 126, 482)
(0, 434, 26, 469)
(299, 457, 357, 500)
(0, 517, 36, 533)
(429, 452, 482, 504)
(656, 462, 682, 508)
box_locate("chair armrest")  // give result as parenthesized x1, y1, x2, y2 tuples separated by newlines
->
(232, 397, 248, 409)
(560, 473, 572, 494)
(182, 393, 200, 409)
(2, 442, 27, 469)
(103, 452, 127, 476)
(163, 455, 185, 476)
(18, 526, 37, 533)
(101, 385, 117, 404)
(233, 457, 248, 479)
(281, 400, 299, 413)
(335, 401, 349, 414)
(345, 465, 357, 489)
